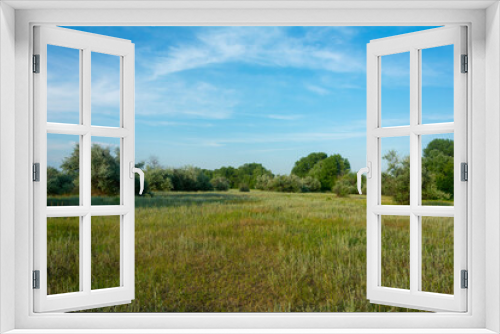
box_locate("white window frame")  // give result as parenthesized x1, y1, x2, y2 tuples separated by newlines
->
(366, 26, 468, 312)
(33, 26, 136, 313)
(1, 1, 499, 333)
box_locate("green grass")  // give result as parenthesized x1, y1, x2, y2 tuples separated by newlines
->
(46, 190, 454, 312)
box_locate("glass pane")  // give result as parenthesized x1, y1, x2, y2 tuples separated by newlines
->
(91, 136, 121, 205)
(381, 136, 410, 205)
(91, 215, 120, 290)
(421, 45, 454, 124)
(421, 216, 454, 294)
(47, 217, 80, 295)
(381, 52, 410, 127)
(91, 52, 121, 127)
(47, 45, 80, 124)
(421, 133, 454, 206)
(47, 133, 80, 206)
(381, 215, 410, 290)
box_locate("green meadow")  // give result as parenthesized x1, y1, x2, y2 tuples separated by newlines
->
(46, 190, 454, 312)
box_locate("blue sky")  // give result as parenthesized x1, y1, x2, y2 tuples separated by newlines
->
(47, 26, 454, 174)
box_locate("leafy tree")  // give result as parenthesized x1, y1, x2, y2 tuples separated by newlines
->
(308, 154, 351, 191)
(213, 166, 239, 188)
(145, 166, 173, 192)
(382, 150, 410, 204)
(89, 144, 120, 196)
(291, 152, 327, 177)
(423, 138, 454, 198)
(423, 138, 453, 158)
(60, 143, 80, 189)
(211, 177, 230, 191)
(170, 166, 213, 191)
(236, 163, 273, 189)
(47, 167, 76, 195)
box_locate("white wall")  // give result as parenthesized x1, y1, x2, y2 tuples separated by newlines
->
(0, 2, 16, 333)
(486, 2, 500, 333)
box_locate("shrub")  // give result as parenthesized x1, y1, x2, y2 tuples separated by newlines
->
(211, 177, 230, 191)
(332, 176, 356, 197)
(239, 184, 250, 192)
(270, 175, 301, 193)
(300, 176, 321, 193)
(255, 174, 273, 191)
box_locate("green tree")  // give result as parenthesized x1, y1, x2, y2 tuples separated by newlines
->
(423, 138, 454, 198)
(47, 166, 76, 195)
(89, 144, 120, 195)
(236, 163, 273, 189)
(291, 152, 327, 177)
(300, 176, 321, 193)
(213, 166, 239, 188)
(60, 143, 80, 189)
(382, 150, 410, 204)
(308, 154, 351, 191)
(211, 177, 230, 191)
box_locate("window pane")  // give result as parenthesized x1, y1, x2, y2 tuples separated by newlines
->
(381, 52, 410, 127)
(421, 133, 454, 206)
(421, 216, 454, 294)
(91, 215, 120, 290)
(91, 137, 121, 205)
(47, 217, 80, 295)
(91, 52, 121, 127)
(381, 215, 410, 290)
(421, 45, 454, 124)
(47, 45, 80, 124)
(47, 133, 80, 206)
(381, 136, 410, 205)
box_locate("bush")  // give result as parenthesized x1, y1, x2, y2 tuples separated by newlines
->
(300, 176, 321, 193)
(255, 174, 273, 191)
(270, 175, 301, 193)
(239, 184, 250, 192)
(146, 167, 173, 192)
(211, 177, 230, 191)
(332, 176, 356, 197)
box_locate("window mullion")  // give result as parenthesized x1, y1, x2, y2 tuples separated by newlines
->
(409, 47, 420, 294)
(82, 48, 92, 294)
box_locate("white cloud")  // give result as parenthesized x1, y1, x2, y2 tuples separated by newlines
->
(147, 27, 364, 78)
(305, 84, 330, 96)
(194, 130, 366, 147)
(136, 80, 239, 120)
(267, 114, 303, 121)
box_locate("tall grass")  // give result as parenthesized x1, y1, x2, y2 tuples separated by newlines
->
(46, 191, 453, 312)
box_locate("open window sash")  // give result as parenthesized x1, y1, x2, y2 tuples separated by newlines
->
(366, 26, 467, 312)
(33, 26, 135, 312)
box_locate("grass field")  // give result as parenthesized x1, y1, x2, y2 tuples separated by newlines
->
(46, 190, 454, 312)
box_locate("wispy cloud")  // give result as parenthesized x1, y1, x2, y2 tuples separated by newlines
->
(267, 114, 303, 121)
(147, 27, 364, 78)
(192, 130, 366, 147)
(137, 120, 214, 128)
(136, 81, 239, 120)
(305, 84, 330, 96)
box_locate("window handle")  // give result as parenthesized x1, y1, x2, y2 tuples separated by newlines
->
(129, 162, 145, 195)
(357, 162, 371, 195)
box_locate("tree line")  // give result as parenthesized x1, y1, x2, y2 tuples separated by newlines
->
(47, 138, 454, 200)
